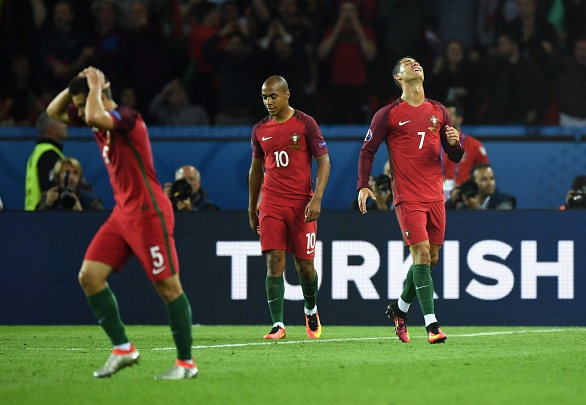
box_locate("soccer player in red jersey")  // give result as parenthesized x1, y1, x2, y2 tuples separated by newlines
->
(441, 100, 489, 197)
(357, 57, 465, 344)
(248, 75, 330, 340)
(46, 67, 197, 379)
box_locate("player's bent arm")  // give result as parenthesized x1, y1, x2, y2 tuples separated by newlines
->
(313, 153, 330, 200)
(46, 88, 73, 124)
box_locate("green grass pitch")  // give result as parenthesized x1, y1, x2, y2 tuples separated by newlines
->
(1, 325, 585, 405)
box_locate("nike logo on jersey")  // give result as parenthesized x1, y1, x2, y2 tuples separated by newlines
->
(415, 285, 429, 290)
(399, 120, 411, 126)
(262, 136, 273, 141)
(152, 266, 167, 275)
(307, 249, 315, 254)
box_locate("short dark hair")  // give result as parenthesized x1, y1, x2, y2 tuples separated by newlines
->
(470, 163, 491, 180)
(442, 100, 464, 117)
(392, 56, 414, 89)
(68, 75, 113, 99)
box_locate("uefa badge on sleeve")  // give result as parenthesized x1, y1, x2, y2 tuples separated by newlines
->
(364, 129, 372, 142)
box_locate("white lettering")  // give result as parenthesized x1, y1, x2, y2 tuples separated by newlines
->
(216, 241, 262, 300)
(442, 241, 460, 299)
(332, 241, 380, 299)
(466, 240, 514, 300)
(387, 241, 411, 299)
(521, 241, 574, 299)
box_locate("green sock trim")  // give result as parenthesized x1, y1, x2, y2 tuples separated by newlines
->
(166, 293, 193, 360)
(400, 265, 416, 304)
(87, 286, 128, 346)
(266, 275, 285, 324)
(413, 264, 435, 315)
(300, 274, 319, 310)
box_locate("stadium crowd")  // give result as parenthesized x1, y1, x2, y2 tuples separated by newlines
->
(1, 0, 585, 128)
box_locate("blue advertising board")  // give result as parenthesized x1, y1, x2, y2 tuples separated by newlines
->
(1, 210, 584, 326)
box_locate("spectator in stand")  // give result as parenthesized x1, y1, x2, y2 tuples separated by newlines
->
(504, 0, 558, 77)
(561, 0, 586, 50)
(269, 0, 318, 97)
(426, 40, 485, 124)
(38, 0, 93, 94)
(431, 0, 479, 50)
(36, 156, 103, 211)
(148, 79, 210, 126)
(559, 36, 586, 126)
(126, 0, 174, 119)
(90, 0, 131, 94)
(119, 86, 138, 109)
(301, 0, 336, 40)
(0, 0, 42, 87)
(445, 179, 482, 210)
(24, 112, 68, 211)
(470, 163, 517, 210)
(317, 1, 376, 124)
(375, 0, 431, 70)
(164, 165, 220, 211)
(483, 32, 551, 125)
(184, 1, 221, 119)
(257, 19, 316, 116)
(350, 172, 392, 211)
(0, 55, 41, 126)
(202, 30, 259, 125)
(274, 0, 315, 51)
(441, 100, 489, 199)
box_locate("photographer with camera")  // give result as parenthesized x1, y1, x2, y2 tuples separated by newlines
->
(164, 165, 220, 211)
(470, 163, 516, 210)
(560, 175, 586, 210)
(351, 173, 393, 211)
(36, 157, 103, 211)
(445, 180, 482, 210)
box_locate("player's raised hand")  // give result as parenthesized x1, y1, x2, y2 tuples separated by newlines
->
(445, 125, 460, 146)
(357, 187, 375, 214)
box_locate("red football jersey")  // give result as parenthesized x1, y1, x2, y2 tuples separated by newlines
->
(251, 110, 328, 208)
(68, 105, 172, 217)
(357, 98, 465, 205)
(442, 133, 489, 185)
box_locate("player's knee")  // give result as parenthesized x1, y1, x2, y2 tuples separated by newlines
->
(78, 267, 93, 290)
(78, 263, 104, 291)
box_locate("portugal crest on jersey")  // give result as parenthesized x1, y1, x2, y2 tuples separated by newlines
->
(428, 115, 440, 133)
(288, 133, 302, 150)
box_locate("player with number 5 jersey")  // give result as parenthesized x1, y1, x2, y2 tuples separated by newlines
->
(249, 75, 330, 340)
(357, 57, 465, 344)
(46, 67, 198, 380)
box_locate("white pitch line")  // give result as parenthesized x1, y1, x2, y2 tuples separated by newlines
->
(2, 328, 578, 352)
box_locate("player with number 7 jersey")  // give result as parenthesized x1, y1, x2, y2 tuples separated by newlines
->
(357, 57, 465, 345)
(249, 75, 330, 340)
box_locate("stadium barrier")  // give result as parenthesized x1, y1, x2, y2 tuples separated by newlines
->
(1, 210, 584, 326)
(1, 125, 586, 211)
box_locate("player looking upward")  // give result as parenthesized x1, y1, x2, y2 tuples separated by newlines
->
(46, 67, 197, 379)
(248, 75, 330, 340)
(357, 57, 465, 344)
